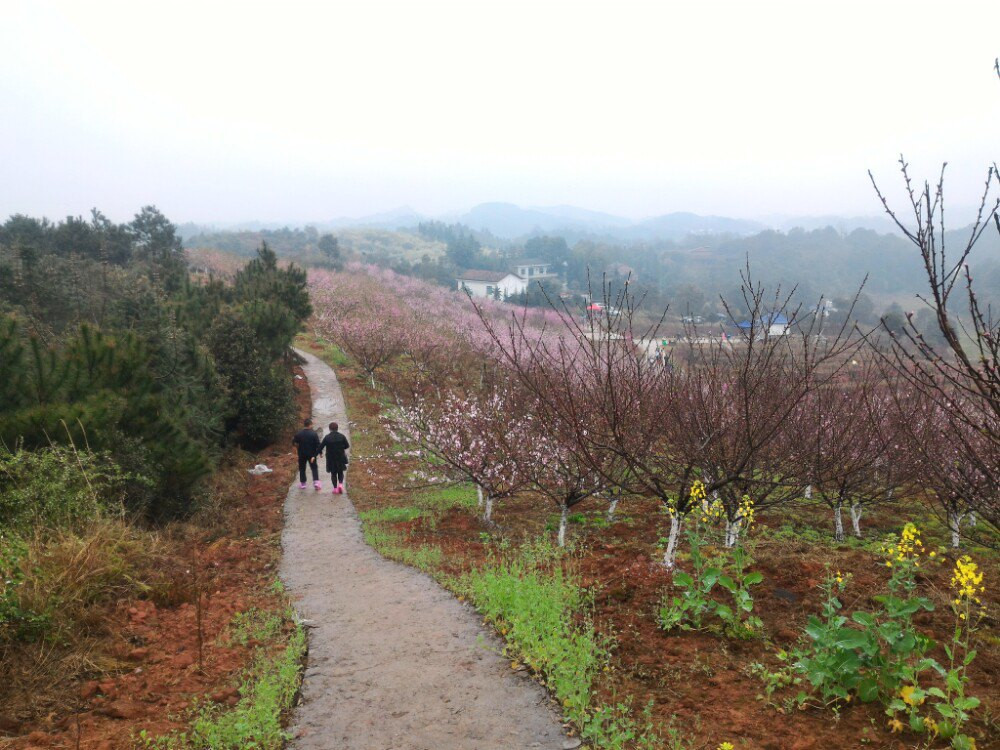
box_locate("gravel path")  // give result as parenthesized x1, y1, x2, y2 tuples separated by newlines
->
(280, 349, 570, 750)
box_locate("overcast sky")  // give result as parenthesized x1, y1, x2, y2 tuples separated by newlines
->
(1, 0, 998, 225)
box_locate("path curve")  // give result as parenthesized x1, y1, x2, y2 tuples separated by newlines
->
(281, 349, 569, 750)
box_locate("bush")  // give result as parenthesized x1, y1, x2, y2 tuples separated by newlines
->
(0, 446, 133, 533)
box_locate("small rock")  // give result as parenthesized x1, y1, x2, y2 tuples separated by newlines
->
(99, 700, 145, 720)
(563, 739, 582, 749)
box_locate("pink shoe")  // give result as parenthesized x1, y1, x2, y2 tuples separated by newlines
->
(299, 482, 307, 490)
(336, 486, 344, 495)
(314, 481, 322, 491)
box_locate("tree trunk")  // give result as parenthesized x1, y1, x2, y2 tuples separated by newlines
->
(484, 494, 494, 524)
(663, 513, 682, 568)
(606, 495, 619, 522)
(947, 509, 964, 549)
(476, 484, 484, 508)
(850, 504, 863, 537)
(724, 518, 741, 548)
(833, 503, 844, 542)
(558, 504, 569, 547)
(804, 484, 813, 500)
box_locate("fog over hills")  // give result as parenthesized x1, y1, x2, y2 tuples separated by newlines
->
(180, 203, 898, 243)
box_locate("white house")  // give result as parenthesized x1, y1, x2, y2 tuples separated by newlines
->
(456, 270, 527, 300)
(513, 258, 558, 281)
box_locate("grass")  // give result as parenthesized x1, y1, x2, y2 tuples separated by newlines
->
(358, 506, 423, 524)
(462, 541, 601, 723)
(139, 618, 306, 749)
(361, 524, 443, 572)
(224, 608, 285, 647)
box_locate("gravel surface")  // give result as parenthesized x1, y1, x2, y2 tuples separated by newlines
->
(281, 349, 569, 750)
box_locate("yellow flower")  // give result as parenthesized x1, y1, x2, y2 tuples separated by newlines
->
(924, 716, 939, 737)
(888, 718, 904, 733)
(900, 685, 923, 706)
(717, 743, 735, 750)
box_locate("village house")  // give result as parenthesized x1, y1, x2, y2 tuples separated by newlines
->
(456, 259, 559, 300)
(455, 269, 528, 300)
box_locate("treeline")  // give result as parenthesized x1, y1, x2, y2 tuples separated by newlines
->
(183, 224, 342, 268)
(0, 208, 311, 520)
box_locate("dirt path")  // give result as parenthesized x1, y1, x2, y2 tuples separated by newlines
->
(280, 350, 570, 750)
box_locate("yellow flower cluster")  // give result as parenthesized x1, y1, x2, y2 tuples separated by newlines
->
(882, 522, 923, 567)
(690, 479, 707, 503)
(950, 555, 987, 620)
(717, 743, 735, 750)
(738, 494, 755, 528)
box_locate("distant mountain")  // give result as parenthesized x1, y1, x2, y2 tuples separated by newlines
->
(762, 214, 901, 234)
(321, 206, 424, 231)
(452, 203, 764, 241)
(181, 204, 920, 244)
(628, 212, 765, 240)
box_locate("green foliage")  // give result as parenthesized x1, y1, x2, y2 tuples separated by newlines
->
(1, 210, 310, 515)
(207, 312, 295, 447)
(0, 535, 49, 641)
(0, 446, 133, 533)
(225, 608, 285, 647)
(358, 506, 423, 524)
(582, 701, 665, 750)
(659, 521, 764, 639)
(140, 621, 306, 749)
(463, 542, 601, 723)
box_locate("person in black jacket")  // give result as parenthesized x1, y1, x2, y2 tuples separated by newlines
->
(292, 418, 322, 490)
(320, 421, 350, 495)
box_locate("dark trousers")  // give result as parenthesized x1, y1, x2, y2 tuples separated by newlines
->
(330, 467, 345, 487)
(298, 456, 319, 483)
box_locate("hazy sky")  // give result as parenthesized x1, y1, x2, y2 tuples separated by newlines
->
(2, 0, 998, 225)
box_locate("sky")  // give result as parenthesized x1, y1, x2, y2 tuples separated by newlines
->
(1, 0, 998, 225)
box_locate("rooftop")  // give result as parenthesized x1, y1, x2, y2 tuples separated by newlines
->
(457, 269, 513, 282)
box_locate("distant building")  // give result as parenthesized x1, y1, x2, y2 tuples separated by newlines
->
(456, 259, 560, 300)
(736, 313, 790, 337)
(456, 270, 527, 300)
(513, 259, 558, 280)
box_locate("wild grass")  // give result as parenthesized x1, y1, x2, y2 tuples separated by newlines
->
(361, 524, 443, 572)
(462, 540, 601, 723)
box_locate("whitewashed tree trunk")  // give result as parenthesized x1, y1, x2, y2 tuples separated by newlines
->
(558, 504, 569, 547)
(476, 484, 484, 508)
(804, 484, 813, 500)
(606, 495, 619, 522)
(833, 503, 844, 542)
(663, 513, 682, 569)
(966, 512, 977, 528)
(484, 494, 494, 524)
(947, 509, 964, 549)
(850, 504, 863, 537)
(724, 518, 742, 548)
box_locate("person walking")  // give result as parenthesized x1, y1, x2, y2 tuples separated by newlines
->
(292, 418, 322, 490)
(320, 421, 350, 494)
